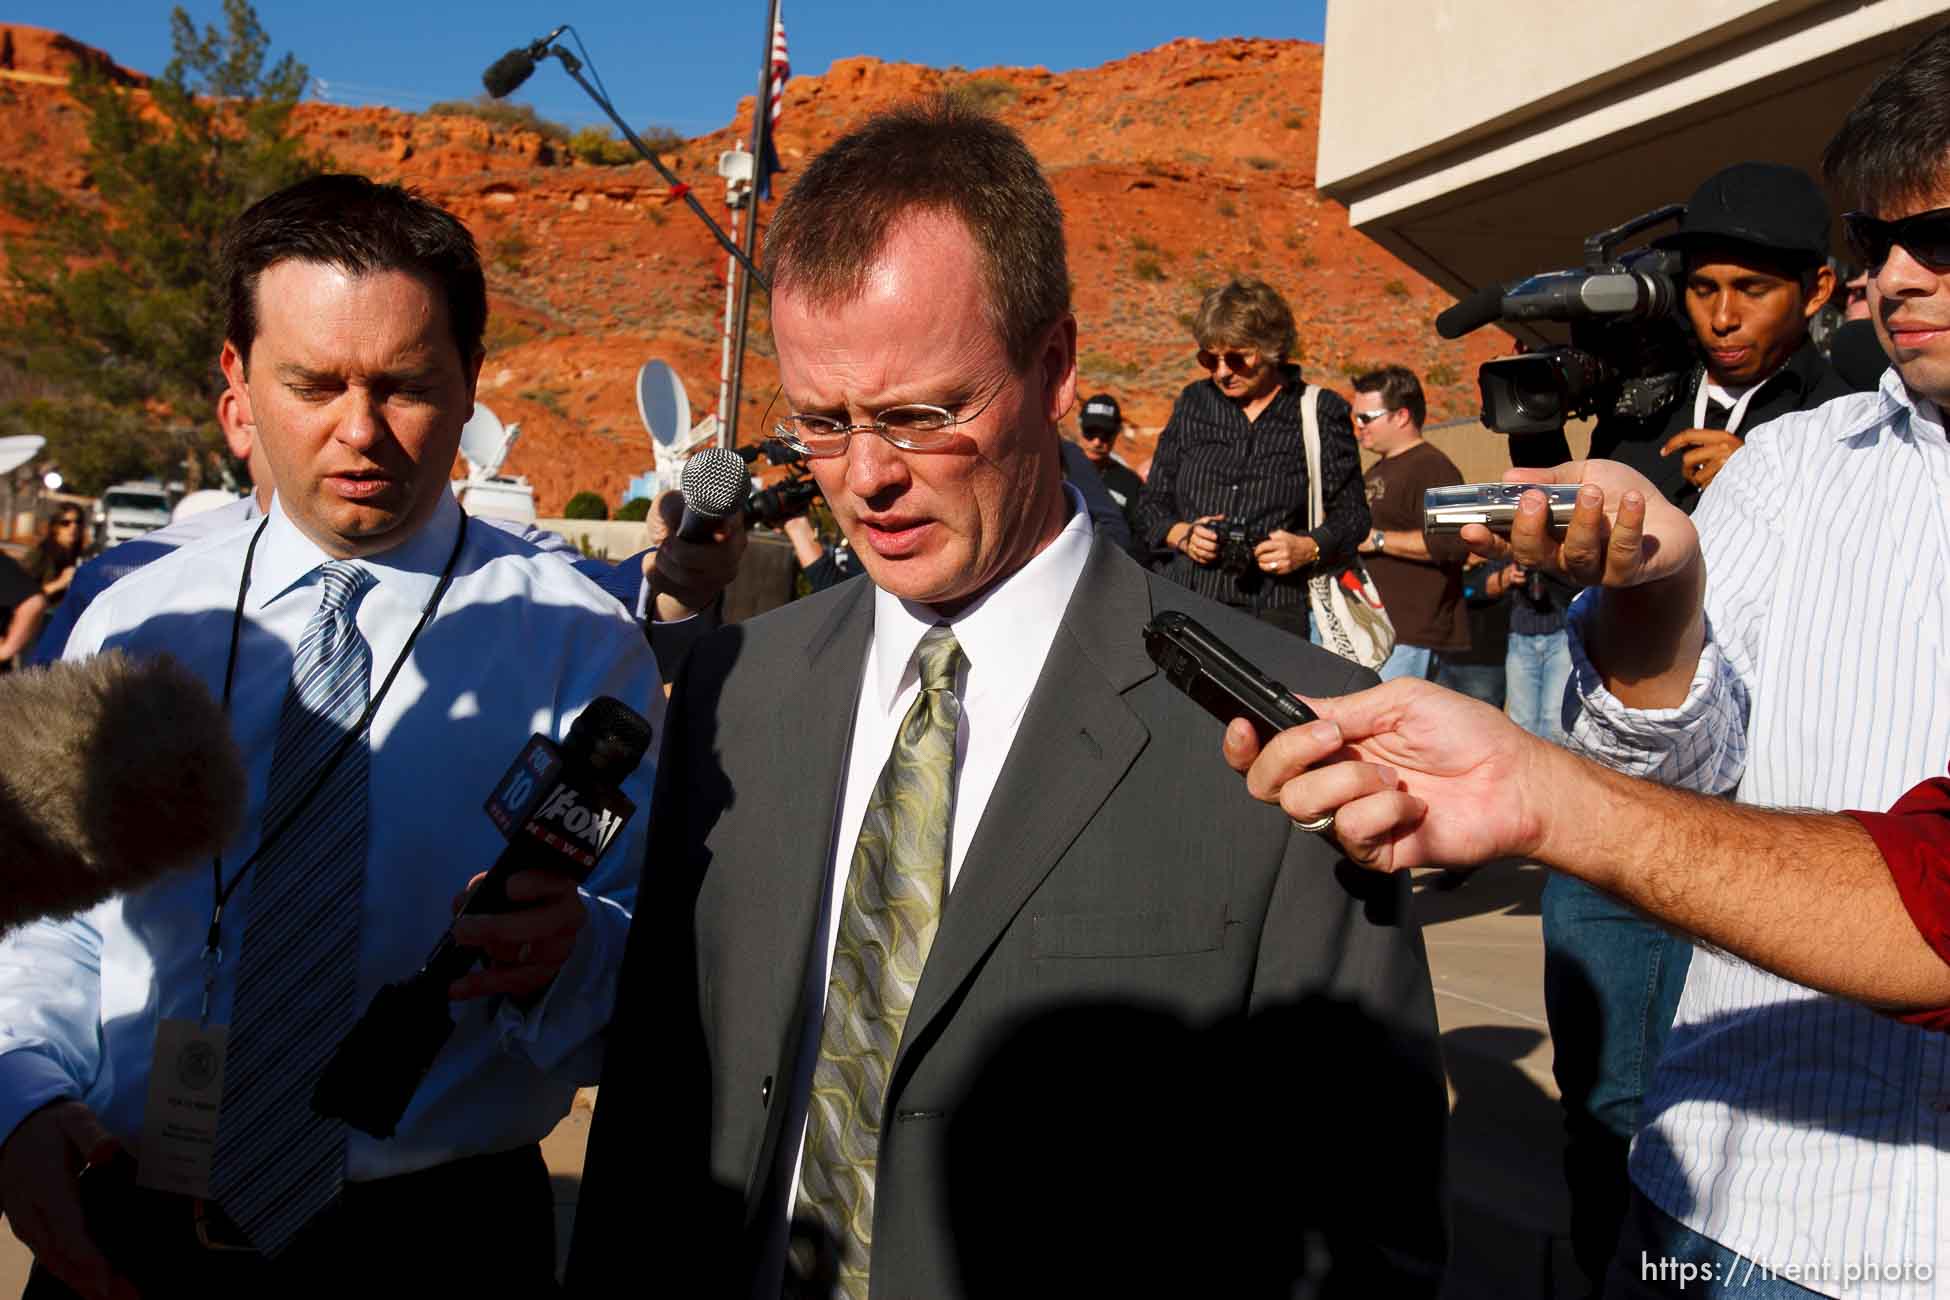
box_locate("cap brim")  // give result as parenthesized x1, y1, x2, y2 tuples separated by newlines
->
(1652, 228, 1824, 260)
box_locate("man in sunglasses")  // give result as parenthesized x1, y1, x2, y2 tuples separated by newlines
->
(1459, 27, 1950, 1299)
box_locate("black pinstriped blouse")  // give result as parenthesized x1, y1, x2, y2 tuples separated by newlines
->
(1133, 366, 1370, 612)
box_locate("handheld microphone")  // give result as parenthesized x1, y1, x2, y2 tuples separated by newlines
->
(677, 447, 752, 541)
(0, 653, 245, 931)
(480, 25, 569, 99)
(312, 695, 653, 1137)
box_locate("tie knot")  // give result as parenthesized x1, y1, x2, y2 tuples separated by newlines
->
(316, 560, 375, 616)
(915, 625, 962, 693)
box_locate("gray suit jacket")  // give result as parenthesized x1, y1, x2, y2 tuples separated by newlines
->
(568, 538, 1447, 1298)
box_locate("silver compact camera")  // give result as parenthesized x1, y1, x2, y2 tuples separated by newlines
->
(1423, 483, 1582, 536)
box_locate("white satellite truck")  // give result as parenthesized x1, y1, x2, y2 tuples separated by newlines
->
(100, 481, 173, 544)
(450, 403, 536, 523)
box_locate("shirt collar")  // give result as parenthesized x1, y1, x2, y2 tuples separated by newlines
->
(1836, 366, 1949, 444)
(246, 491, 464, 613)
(868, 482, 1094, 713)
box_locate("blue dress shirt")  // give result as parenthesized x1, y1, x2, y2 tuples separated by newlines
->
(0, 494, 663, 1181)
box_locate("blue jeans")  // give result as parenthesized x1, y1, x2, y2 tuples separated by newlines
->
(1544, 875, 1694, 1292)
(1378, 642, 1436, 682)
(1506, 629, 1572, 743)
(1434, 659, 1506, 710)
(1604, 1190, 1823, 1297)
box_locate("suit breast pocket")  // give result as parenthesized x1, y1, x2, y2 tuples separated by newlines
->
(1029, 903, 1227, 959)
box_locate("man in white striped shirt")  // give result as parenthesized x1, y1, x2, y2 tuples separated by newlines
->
(1432, 28, 1950, 1298)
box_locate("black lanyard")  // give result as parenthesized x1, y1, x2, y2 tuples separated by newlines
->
(199, 512, 469, 1021)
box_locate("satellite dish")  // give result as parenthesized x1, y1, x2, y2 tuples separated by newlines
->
(459, 403, 518, 480)
(636, 361, 692, 451)
(0, 435, 45, 476)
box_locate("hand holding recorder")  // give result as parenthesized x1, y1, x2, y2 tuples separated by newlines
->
(1433, 460, 1699, 592)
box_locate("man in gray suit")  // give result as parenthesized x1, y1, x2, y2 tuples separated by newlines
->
(568, 98, 1447, 1299)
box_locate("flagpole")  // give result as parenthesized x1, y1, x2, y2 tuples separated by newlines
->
(724, 0, 781, 452)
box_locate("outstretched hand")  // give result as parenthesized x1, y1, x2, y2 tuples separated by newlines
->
(1221, 679, 1562, 873)
(1458, 460, 1699, 592)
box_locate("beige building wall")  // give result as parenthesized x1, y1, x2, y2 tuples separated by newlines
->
(1318, 0, 1950, 305)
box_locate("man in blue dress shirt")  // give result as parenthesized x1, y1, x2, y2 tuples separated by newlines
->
(0, 175, 675, 1296)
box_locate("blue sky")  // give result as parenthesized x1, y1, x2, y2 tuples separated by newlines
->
(10, 2, 1328, 135)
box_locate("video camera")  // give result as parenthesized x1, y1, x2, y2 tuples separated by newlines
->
(1435, 205, 1697, 435)
(735, 438, 822, 527)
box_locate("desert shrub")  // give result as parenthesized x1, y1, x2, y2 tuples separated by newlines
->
(428, 94, 572, 142)
(564, 491, 609, 521)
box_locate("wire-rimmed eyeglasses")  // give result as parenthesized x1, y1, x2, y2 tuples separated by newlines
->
(770, 380, 1007, 459)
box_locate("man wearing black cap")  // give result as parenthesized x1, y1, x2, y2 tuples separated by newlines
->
(1544, 159, 1849, 1295)
(1589, 161, 1847, 514)
(1075, 392, 1145, 532)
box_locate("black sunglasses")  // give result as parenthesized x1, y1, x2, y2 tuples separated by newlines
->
(1196, 348, 1259, 373)
(1842, 205, 1950, 272)
(1078, 426, 1116, 442)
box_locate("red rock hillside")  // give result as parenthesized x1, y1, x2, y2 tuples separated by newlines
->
(0, 24, 1505, 512)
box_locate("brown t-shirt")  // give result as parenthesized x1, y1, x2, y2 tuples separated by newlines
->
(1363, 441, 1468, 652)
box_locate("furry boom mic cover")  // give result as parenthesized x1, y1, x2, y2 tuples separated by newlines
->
(0, 652, 246, 930)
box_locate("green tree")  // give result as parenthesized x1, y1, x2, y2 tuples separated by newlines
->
(0, 0, 325, 492)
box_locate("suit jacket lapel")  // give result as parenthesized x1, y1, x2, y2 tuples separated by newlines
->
(895, 540, 1157, 1073)
(739, 578, 875, 1213)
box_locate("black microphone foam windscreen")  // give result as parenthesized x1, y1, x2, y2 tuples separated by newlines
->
(1435, 283, 1506, 340)
(0, 652, 246, 931)
(481, 48, 538, 99)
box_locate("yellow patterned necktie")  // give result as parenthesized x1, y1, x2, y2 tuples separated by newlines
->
(794, 624, 964, 1298)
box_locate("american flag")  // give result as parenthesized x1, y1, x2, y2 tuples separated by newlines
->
(756, 5, 789, 200)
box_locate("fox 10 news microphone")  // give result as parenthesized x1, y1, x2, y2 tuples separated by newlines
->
(0, 652, 245, 931)
(312, 695, 652, 1138)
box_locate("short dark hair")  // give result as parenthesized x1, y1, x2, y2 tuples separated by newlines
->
(221, 173, 487, 368)
(1352, 364, 1426, 427)
(763, 95, 1068, 369)
(1823, 23, 1950, 216)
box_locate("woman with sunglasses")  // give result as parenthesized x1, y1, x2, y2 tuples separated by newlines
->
(1133, 276, 1369, 640)
(0, 508, 87, 668)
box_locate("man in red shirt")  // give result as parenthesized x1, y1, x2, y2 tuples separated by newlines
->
(1224, 677, 1950, 1028)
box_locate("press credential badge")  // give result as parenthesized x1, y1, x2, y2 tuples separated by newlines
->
(137, 1018, 227, 1197)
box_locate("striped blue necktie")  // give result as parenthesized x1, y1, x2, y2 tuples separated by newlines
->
(210, 560, 376, 1254)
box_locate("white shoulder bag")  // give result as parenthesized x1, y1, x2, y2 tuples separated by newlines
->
(1301, 384, 1395, 671)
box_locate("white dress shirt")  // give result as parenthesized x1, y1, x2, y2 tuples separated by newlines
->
(1566, 369, 1950, 1298)
(765, 486, 1095, 1280)
(0, 493, 664, 1181)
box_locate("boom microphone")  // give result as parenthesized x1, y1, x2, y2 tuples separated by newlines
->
(0, 652, 245, 931)
(313, 695, 653, 1137)
(678, 447, 752, 541)
(481, 48, 538, 99)
(481, 25, 569, 99)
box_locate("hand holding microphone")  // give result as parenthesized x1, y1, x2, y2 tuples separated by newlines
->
(645, 448, 751, 619)
(312, 697, 652, 1138)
